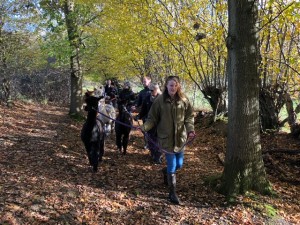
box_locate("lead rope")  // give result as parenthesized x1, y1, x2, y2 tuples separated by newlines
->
(95, 107, 195, 154)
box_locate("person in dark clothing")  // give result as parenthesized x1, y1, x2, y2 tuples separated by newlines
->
(117, 81, 136, 112)
(104, 79, 114, 96)
(137, 83, 162, 163)
(105, 80, 118, 108)
(132, 76, 151, 148)
(108, 84, 118, 108)
(132, 76, 152, 112)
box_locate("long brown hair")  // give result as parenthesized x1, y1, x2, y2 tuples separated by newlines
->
(163, 76, 187, 102)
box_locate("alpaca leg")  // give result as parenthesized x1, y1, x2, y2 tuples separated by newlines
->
(91, 145, 99, 172)
(99, 139, 105, 162)
(115, 132, 122, 152)
(83, 143, 93, 166)
(111, 122, 115, 133)
(87, 152, 93, 166)
(122, 133, 129, 155)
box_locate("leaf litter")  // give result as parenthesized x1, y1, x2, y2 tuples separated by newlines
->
(0, 101, 299, 224)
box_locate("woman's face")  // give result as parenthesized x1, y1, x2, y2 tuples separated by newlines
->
(151, 89, 158, 96)
(166, 79, 179, 97)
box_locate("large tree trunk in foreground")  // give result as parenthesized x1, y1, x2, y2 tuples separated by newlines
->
(64, 0, 83, 116)
(221, 0, 270, 199)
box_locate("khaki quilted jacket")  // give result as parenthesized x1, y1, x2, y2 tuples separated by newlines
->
(142, 93, 194, 153)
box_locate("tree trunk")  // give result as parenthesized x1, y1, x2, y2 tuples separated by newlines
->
(221, 0, 270, 199)
(201, 86, 227, 115)
(2, 78, 11, 107)
(259, 89, 279, 130)
(63, 0, 83, 116)
(285, 93, 300, 138)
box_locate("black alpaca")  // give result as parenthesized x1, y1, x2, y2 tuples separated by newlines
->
(115, 104, 133, 155)
(81, 92, 105, 172)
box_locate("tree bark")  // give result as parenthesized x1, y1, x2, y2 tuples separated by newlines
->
(221, 0, 270, 199)
(63, 0, 83, 116)
(201, 86, 227, 116)
(2, 78, 11, 107)
(259, 89, 279, 130)
(285, 92, 300, 138)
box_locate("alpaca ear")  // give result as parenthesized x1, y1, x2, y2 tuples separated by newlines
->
(85, 89, 95, 97)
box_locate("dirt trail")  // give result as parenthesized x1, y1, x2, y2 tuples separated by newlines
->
(0, 102, 299, 224)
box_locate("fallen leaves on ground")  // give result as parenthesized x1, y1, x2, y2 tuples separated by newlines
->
(0, 101, 299, 224)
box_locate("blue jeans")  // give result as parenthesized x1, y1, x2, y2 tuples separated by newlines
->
(165, 151, 184, 174)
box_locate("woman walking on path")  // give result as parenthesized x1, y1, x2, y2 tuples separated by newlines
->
(139, 76, 195, 204)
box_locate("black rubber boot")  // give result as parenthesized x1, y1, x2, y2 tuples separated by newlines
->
(154, 152, 162, 164)
(162, 167, 168, 186)
(167, 173, 180, 205)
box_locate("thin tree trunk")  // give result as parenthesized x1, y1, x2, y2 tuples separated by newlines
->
(221, 0, 271, 199)
(64, 0, 83, 116)
(285, 93, 300, 137)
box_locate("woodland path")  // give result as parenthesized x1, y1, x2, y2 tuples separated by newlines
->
(0, 101, 299, 224)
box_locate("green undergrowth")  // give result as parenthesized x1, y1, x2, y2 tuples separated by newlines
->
(69, 112, 86, 122)
(243, 192, 278, 219)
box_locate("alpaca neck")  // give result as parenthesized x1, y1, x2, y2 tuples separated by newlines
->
(86, 110, 97, 126)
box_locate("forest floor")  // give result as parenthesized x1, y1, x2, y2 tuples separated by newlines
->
(0, 101, 299, 225)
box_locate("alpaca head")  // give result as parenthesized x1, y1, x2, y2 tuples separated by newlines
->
(84, 91, 102, 112)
